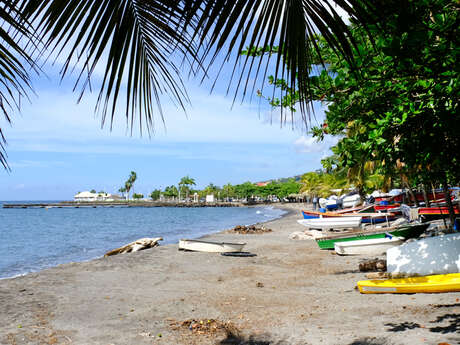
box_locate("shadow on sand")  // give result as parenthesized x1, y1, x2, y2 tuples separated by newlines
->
(219, 334, 284, 345)
(348, 338, 389, 345)
(385, 311, 460, 335)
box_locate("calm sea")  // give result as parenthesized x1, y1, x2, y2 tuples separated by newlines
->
(0, 202, 286, 279)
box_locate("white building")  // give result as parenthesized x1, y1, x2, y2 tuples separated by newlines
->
(205, 194, 215, 203)
(74, 191, 122, 202)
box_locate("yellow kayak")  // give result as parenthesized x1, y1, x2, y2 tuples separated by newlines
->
(357, 273, 460, 294)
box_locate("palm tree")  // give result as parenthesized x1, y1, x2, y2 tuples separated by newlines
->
(178, 175, 196, 201)
(222, 183, 235, 201)
(122, 171, 137, 200)
(1, 1, 378, 169)
(118, 186, 127, 199)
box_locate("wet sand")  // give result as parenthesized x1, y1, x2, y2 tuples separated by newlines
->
(1, 204, 459, 345)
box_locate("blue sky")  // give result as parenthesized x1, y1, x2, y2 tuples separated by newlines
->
(0, 54, 336, 201)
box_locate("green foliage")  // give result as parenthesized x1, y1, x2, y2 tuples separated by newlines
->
(201, 183, 221, 199)
(122, 171, 138, 200)
(222, 183, 236, 200)
(163, 185, 178, 198)
(255, 0, 459, 192)
(90, 189, 97, 193)
(150, 189, 161, 201)
(234, 182, 257, 199)
(301, 171, 349, 198)
(178, 175, 196, 199)
(132, 193, 144, 200)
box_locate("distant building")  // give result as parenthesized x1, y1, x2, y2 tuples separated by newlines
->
(255, 181, 270, 187)
(205, 194, 215, 203)
(74, 191, 123, 202)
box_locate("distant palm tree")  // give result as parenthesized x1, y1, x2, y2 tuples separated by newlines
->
(122, 171, 137, 200)
(118, 186, 127, 199)
(179, 175, 196, 200)
(1, 0, 378, 169)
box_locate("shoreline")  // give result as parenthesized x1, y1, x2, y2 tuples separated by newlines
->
(1, 203, 459, 345)
(0, 204, 291, 281)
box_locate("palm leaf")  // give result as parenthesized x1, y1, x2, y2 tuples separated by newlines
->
(187, 0, 377, 124)
(19, 0, 378, 136)
(21, 0, 201, 135)
(0, 1, 37, 170)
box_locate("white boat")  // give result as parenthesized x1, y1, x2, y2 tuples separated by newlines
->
(387, 233, 460, 276)
(178, 239, 246, 253)
(334, 236, 404, 256)
(297, 216, 362, 230)
(319, 196, 339, 210)
(341, 194, 361, 208)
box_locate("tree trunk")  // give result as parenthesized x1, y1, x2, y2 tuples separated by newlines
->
(421, 183, 430, 207)
(404, 182, 419, 207)
(442, 173, 456, 232)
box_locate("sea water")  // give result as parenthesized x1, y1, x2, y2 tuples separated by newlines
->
(0, 203, 286, 279)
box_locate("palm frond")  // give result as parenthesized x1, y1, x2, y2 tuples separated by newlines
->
(21, 0, 201, 135)
(187, 0, 377, 125)
(0, 1, 36, 170)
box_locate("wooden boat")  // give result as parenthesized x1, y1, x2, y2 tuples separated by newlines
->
(315, 222, 429, 250)
(301, 209, 395, 224)
(387, 233, 460, 276)
(418, 205, 460, 216)
(357, 273, 460, 294)
(341, 194, 361, 208)
(374, 204, 400, 211)
(297, 217, 362, 230)
(178, 239, 246, 253)
(334, 236, 404, 256)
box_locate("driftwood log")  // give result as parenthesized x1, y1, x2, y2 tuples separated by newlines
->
(104, 237, 163, 257)
(359, 259, 387, 272)
(365, 272, 390, 279)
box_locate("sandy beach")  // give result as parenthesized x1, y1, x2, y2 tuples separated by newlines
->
(1, 204, 459, 345)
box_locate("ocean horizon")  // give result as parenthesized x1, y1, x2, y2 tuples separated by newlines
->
(0, 202, 286, 279)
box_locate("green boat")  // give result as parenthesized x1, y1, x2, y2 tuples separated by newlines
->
(315, 223, 430, 250)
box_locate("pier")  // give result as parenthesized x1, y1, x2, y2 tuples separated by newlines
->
(2, 201, 244, 209)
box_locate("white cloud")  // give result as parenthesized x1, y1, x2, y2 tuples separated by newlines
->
(294, 135, 338, 155)
(3, 77, 315, 156)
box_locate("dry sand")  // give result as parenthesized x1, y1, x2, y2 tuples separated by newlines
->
(1, 204, 459, 345)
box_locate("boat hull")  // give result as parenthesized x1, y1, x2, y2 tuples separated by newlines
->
(178, 239, 246, 253)
(297, 217, 362, 230)
(418, 205, 460, 215)
(301, 209, 395, 224)
(387, 233, 460, 276)
(315, 223, 429, 250)
(334, 237, 404, 256)
(357, 273, 460, 294)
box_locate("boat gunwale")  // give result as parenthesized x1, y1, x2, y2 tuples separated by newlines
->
(179, 239, 246, 246)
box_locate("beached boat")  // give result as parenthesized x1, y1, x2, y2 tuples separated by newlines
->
(387, 232, 460, 276)
(301, 209, 395, 224)
(178, 239, 246, 253)
(341, 194, 361, 208)
(318, 196, 339, 210)
(315, 222, 429, 250)
(374, 204, 400, 212)
(334, 236, 404, 256)
(418, 205, 460, 217)
(297, 217, 362, 230)
(357, 273, 460, 294)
